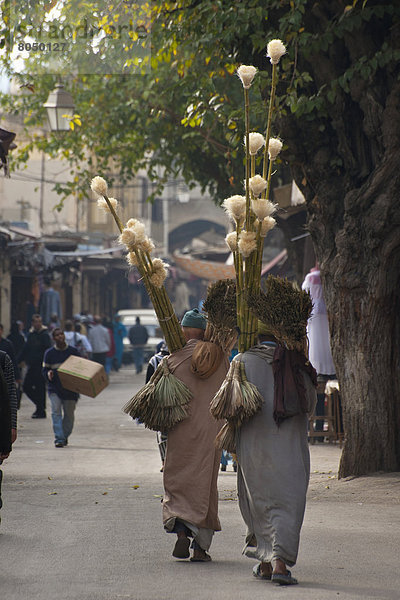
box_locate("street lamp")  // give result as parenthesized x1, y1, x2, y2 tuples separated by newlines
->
(44, 83, 75, 131)
(40, 82, 75, 230)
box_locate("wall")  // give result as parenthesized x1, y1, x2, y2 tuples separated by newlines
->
(0, 252, 11, 332)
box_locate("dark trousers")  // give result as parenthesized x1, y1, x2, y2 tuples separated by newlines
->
(23, 367, 46, 414)
(314, 393, 325, 432)
(314, 373, 336, 441)
(132, 347, 144, 374)
(172, 519, 202, 550)
(92, 352, 107, 367)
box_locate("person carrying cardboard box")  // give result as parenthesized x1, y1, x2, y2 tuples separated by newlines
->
(42, 328, 80, 448)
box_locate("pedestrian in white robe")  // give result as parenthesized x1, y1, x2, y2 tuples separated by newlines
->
(302, 266, 335, 376)
(302, 265, 335, 440)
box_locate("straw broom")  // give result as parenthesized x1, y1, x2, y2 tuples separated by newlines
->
(91, 178, 191, 430)
(92, 179, 185, 353)
(246, 275, 313, 351)
(210, 360, 263, 423)
(202, 278, 238, 352)
(212, 359, 264, 453)
(121, 358, 192, 432)
(225, 42, 286, 353)
(214, 40, 287, 447)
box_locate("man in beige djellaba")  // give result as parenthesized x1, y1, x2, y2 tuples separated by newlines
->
(162, 308, 229, 562)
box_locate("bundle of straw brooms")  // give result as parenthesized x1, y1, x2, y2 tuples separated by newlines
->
(89, 180, 240, 431)
(210, 39, 300, 450)
(247, 275, 313, 353)
(89, 38, 307, 441)
(90, 176, 192, 430)
(221, 40, 289, 355)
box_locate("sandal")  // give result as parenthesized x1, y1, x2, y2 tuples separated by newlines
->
(271, 570, 298, 585)
(190, 550, 212, 562)
(252, 563, 272, 580)
(172, 536, 190, 559)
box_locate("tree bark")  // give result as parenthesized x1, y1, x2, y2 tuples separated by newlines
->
(283, 78, 400, 477)
(324, 155, 400, 477)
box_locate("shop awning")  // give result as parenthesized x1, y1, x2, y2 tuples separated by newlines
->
(261, 249, 288, 276)
(173, 251, 235, 281)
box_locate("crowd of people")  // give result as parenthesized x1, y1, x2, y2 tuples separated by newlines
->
(0, 311, 139, 447)
(0, 308, 147, 522)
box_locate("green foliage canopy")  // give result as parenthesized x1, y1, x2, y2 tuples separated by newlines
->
(1, 1, 399, 207)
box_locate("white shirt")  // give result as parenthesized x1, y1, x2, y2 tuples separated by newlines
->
(64, 331, 92, 353)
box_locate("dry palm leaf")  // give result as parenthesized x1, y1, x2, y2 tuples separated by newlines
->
(122, 358, 192, 431)
(247, 275, 312, 350)
(210, 359, 263, 424)
(215, 421, 237, 453)
(202, 279, 237, 352)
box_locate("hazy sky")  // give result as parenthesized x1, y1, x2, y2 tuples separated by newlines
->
(0, 74, 10, 93)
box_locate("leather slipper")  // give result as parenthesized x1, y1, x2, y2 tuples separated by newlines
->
(190, 552, 212, 562)
(172, 537, 190, 559)
(271, 571, 298, 585)
(252, 563, 272, 580)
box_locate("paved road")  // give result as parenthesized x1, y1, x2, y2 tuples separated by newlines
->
(1, 366, 399, 600)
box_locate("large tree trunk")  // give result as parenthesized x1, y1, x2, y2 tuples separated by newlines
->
(284, 82, 400, 477)
(322, 155, 400, 477)
(272, 9, 400, 475)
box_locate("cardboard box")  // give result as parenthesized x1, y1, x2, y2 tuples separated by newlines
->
(58, 355, 108, 398)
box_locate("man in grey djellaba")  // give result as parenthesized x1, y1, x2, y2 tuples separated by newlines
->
(234, 309, 317, 585)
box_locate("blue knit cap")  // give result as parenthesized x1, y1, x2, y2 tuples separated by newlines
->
(181, 308, 207, 330)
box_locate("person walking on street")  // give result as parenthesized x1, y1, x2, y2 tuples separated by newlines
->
(103, 317, 116, 375)
(7, 322, 25, 357)
(0, 350, 18, 522)
(88, 315, 110, 367)
(18, 314, 51, 418)
(74, 313, 89, 337)
(64, 319, 92, 358)
(42, 328, 80, 448)
(302, 264, 336, 441)
(7, 322, 26, 408)
(162, 309, 229, 562)
(48, 313, 61, 333)
(233, 315, 317, 585)
(145, 341, 170, 471)
(145, 341, 169, 381)
(74, 323, 92, 358)
(39, 278, 62, 326)
(128, 317, 148, 374)
(112, 314, 127, 371)
(0, 324, 18, 380)
(220, 450, 237, 473)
